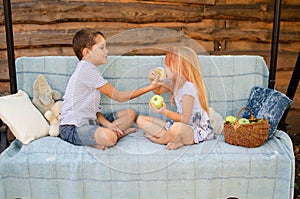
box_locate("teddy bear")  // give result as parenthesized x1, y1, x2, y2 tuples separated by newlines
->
(44, 101, 62, 137)
(32, 74, 62, 114)
(32, 74, 63, 136)
(209, 107, 224, 134)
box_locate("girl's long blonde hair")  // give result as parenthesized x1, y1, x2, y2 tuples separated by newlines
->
(165, 46, 209, 113)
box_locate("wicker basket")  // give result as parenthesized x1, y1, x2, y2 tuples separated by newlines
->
(224, 107, 270, 148)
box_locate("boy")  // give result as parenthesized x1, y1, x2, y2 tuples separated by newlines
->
(59, 29, 158, 150)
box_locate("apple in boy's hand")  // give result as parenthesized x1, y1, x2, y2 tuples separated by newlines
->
(149, 95, 164, 109)
(155, 67, 166, 81)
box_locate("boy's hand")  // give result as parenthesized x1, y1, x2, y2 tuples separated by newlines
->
(106, 122, 123, 136)
(148, 69, 158, 83)
(148, 69, 166, 90)
(148, 68, 164, 84)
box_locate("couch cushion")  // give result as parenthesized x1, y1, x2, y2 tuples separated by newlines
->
(0, 90, 49, 144)
(242, 86, 292, 139)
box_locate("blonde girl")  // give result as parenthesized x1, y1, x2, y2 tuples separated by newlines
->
(136, 46, 215, 150)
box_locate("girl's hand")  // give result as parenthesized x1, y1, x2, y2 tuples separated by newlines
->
(149, 101, 167, 114)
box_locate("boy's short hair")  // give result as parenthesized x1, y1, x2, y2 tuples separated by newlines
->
(72, 29, 105, 60)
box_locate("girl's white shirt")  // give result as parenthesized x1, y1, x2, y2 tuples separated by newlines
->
(174, 81, 202, 114)
(174, 81, 210, 124)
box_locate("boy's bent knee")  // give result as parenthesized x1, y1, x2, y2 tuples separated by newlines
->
(127, 108, 136, 122)
(95, 128, 118, 146)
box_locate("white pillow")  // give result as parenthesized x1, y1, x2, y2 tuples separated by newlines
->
(0, 90, 49, 144)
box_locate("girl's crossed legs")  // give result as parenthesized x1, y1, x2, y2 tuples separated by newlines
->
(136, 115, 194, 150)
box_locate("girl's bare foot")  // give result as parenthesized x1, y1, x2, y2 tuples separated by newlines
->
(144, 132, 155, 141)
(144, 132, 158, 138)
(144, 132, 151, 138)
(166, 141, 184, 150)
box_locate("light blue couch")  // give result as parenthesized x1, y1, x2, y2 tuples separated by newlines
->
(0, 55, 295, 199)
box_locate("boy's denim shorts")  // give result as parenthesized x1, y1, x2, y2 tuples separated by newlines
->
(59, 112, 116, 146)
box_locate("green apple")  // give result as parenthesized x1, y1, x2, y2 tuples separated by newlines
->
(225, 115, 236, 125)
(155, 67, 166, 81)
(149, 95, 164, 109)
(238, 118, 250, 124)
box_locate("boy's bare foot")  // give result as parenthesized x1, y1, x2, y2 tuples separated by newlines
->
(95, 145, 108, 150)
(166, 141, 184, 150)
(124, 127, 137, 135)
(117, 127, 137, 140)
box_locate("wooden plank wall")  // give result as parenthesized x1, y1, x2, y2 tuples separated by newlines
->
(0, 0, 300, 135)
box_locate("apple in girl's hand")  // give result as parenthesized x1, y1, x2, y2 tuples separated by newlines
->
(155, 67, 166, 81)
(149, 95, 164, 109)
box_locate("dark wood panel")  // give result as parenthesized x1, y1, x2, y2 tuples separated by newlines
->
(2, 24, 299, 50)
(203, 4, 300, 22)
(286, 109, 300, 135)
(0, 2, 204, 24)
(0, 82, 10, 95)
(276, 71, 293, 92)
(277, 87, 300, 111)
(226, 20, 300, 32)
(225, 41, 300, 53)
(224, 0, 299, 5)
(0, 60, 8, 80)
(61, 0, 216, 4)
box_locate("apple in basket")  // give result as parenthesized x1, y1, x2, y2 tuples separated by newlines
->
(149, 95, 164, 109)
(238, 118, 250, 124)
(155, 67, 166, 81)
(225, 115, 236, 125)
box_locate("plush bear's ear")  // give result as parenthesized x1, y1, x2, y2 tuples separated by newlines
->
(32, 74, 59, 114)
(35, 75, 52, 95)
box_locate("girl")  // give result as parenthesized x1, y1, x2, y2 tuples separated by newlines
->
(59, 29, 159, 150)
(136, 46, 215, 150)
